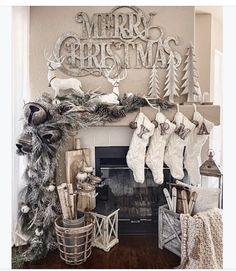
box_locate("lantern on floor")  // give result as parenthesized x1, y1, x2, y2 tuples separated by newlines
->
(89, 208, 120, 252)
(200, 149, 223, 208)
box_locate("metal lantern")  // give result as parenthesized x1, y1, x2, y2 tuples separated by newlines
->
(200, 149, 223, 208)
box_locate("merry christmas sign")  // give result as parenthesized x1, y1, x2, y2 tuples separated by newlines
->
(53, 6, 182, 77)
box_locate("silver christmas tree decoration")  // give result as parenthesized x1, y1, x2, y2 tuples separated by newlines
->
(181, 44, 202, 103)
(147, 64, 160, 98)
(163, 51, 179, 103)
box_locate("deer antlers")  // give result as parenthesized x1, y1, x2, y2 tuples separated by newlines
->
(118, 68, 127, 82)
(103, 64, 127, 84)
(44, 49, 65, 64)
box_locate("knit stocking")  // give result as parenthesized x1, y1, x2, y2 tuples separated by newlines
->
(126, 112, 155, 183)
(146, 112, 176, 184)
(164, 112, 195, 180)
(184, 111, 214, 185)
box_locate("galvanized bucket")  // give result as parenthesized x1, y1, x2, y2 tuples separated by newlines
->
(62, 212, 85, 228)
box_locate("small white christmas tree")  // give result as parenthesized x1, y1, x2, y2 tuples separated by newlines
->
(181, 44, 202, 102)
(163, 51, 179, 103)
(147, 64, 160, 98)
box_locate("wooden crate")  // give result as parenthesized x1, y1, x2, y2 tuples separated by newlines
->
(158, 205, 181, 257)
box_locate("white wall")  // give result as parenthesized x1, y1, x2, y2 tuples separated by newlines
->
(195, 7, 223, 164)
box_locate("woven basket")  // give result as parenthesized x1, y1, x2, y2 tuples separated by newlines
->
(55, 214, 94, 265)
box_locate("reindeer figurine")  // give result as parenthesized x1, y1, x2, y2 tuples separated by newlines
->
(91, 67, 127, 105)
(44, 51, 84, 98)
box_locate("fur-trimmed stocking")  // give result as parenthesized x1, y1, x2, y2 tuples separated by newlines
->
(164, 112, 195, 180)
(146, 112, 176, 184)
(126, 112, 155, 183)
(184, 111, 214, 185)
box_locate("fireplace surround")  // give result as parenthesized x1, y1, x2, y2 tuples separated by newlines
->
(94, 146, 172, 234)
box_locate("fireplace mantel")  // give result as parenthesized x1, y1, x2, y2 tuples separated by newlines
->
(103, 105, 221, 127)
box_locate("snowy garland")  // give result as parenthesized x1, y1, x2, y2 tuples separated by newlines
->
(13, 92, 173, 266)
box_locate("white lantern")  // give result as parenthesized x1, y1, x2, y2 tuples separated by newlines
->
(90, 209, 120, 252)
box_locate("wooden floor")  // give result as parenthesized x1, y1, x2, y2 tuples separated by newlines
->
(21, 235, 180, 269)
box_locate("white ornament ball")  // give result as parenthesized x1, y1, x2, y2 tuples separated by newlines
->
(76, 172, 88, 181)
(46, 184, 55, 192)
(52, 98, 61, 105)
(35, 228, 44, 236)
(83, 166, 93, 173)
(127, 92, 133, 98)
(21, 205, 30, 214)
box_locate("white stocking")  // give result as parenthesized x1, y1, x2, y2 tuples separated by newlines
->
(184, 111, 214, 185)
(126, 112, 155, 183)
(146, 112, 176, 184)
(164, 112, 195, 180)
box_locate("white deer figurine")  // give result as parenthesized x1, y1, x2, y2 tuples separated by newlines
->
(93, 67, 127, 105)
(44, 51, 84, 98)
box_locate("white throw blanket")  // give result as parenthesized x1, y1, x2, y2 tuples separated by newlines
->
(179, 208, 223, 269)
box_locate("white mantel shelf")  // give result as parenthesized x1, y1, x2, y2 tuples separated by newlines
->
(103, 105, 221, 127)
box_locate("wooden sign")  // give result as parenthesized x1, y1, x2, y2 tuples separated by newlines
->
(53, 6, 182, 77)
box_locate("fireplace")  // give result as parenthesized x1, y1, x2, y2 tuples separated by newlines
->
(95, 146, 173, 234)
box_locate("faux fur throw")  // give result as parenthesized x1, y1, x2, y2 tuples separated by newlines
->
(179, 208, 223, 269)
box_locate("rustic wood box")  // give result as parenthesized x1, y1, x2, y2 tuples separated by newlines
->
(158, 205, 181, 257)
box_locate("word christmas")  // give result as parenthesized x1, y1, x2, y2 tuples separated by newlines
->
(54, 6, 182, 77)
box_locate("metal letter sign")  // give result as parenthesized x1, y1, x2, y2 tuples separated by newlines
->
(53, 6, 182, 77)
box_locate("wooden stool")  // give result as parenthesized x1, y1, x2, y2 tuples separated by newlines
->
(89, 208, 119, 252)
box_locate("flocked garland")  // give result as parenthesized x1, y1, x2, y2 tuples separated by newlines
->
(13, 92, 173, 266)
